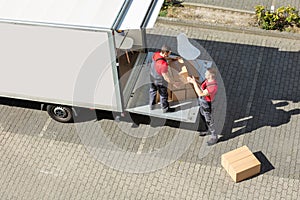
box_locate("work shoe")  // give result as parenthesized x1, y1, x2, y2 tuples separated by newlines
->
(162, 107, 176, 113)
(199, 131, 208, 136)
(207, 138, 218, 146)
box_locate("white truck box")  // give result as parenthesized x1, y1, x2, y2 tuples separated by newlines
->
(0, 0, 205, 124)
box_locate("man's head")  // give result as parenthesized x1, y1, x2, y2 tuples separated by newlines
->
(160, 45, 172, 57)
(205, 67, 217, 80)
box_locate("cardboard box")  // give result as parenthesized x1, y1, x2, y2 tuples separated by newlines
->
(155, 88, 172, 103)
(171, 87, 198, 102)
(172, 89, 185, 102)
(221, 146, 252, 171)
(228, 155, 261, 182)
(169, 60, 199, 81)
(221, 146, 261, 182)
(185, 86, 197, 100)
(155, 60, 200, 103)
(178, 66, 189, 83)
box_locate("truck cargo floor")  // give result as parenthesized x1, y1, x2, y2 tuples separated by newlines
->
(125, 59, 199, 123)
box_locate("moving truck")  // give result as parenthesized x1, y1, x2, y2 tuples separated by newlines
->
(0, 0, 207, 124)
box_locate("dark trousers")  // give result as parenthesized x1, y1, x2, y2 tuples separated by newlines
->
(149, 82, 169, 109)
(198, 97, 217, 139)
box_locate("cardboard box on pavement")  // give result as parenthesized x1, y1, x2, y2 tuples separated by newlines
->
(221, 146, 261, 182)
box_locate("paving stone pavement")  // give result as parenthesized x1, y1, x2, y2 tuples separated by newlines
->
(184, 0, 300, 11)
(0, 22, 300, 200)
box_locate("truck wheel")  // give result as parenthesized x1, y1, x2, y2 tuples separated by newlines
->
(46, 105, 73, 123)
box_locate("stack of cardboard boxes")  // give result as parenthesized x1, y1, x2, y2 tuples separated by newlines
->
(156, 59, 200, 103)
(221, 146, 261, 182)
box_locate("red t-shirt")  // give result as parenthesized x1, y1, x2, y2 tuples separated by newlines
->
(152, 52, 168, 75)
(201, 80, 218, 102)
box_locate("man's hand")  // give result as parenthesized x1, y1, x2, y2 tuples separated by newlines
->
(187, 76, 197, 84)
(187, 76, 204, 97)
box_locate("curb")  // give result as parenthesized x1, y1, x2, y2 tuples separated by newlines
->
(182, 2, 255, 14)
(157, 17, 300, 41)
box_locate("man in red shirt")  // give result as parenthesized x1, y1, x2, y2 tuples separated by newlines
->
(187, 67, 218, 146)
(149, 45, 180, 113)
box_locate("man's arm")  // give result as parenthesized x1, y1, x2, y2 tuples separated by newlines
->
(187, 76, 209, 97)
(161, 72, 172, 83)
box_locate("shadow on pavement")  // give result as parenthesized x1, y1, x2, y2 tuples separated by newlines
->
(253, 151, 275, 174)
(195, 39, 300, 142)
(0, 97, 41, 110)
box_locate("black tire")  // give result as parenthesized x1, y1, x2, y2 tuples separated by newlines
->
(46, 105, 73, 123)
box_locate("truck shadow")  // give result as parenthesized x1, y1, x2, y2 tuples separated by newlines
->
(0, 97, 41, 110)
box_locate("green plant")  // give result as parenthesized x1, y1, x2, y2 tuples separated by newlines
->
(159, 9, 168, 17)
(255, 5, 300, 31)
(159, 0, 184, 17)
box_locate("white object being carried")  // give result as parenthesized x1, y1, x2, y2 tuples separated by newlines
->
(176, 33, 200, 60)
